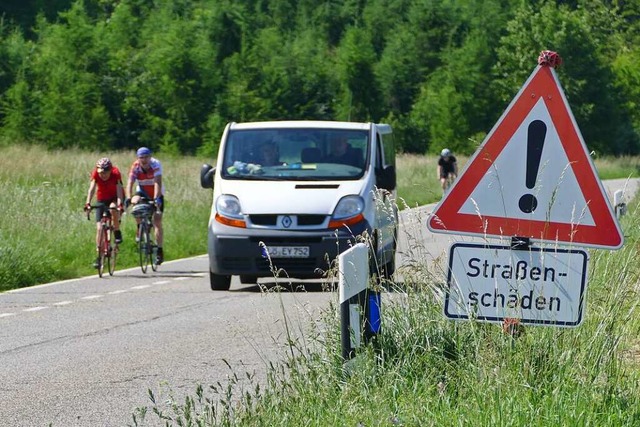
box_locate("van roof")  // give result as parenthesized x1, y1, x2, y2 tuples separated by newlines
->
(229, 120, 391, 133)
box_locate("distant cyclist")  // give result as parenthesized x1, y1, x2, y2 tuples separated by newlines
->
(437, 148, 458, 194)
(84, 157, 124, 268)
(125, 147, 165, 265)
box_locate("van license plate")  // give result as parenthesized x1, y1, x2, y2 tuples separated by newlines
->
(267, 246, 310, 258)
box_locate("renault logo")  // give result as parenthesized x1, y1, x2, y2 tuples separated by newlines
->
(281, 215, 292, 228)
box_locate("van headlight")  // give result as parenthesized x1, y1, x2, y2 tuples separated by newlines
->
(215, 195, 246, 228)
(329, 195, 365, 229)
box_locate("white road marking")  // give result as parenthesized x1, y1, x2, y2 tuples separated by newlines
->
(23, 306, 48, 312)
(174, 277, 190, 281)
(54, 301, 74, 306)
(1, 274, 196, 319)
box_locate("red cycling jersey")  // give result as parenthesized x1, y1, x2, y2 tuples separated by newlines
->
(91, 167, 122, 201)
(128, 157, 164, 198)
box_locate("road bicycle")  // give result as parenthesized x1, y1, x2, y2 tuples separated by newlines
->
(131, 200, 158, 273)
(87, 204, 119, 278)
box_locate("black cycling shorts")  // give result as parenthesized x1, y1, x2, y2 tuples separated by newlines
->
(95, 199, 117, 222)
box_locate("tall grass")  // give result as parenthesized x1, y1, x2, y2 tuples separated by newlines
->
(1, 145, 638, 290)
(592, 155, 640, 180)
(132, 194, 640, 427)
(0, 145, 211, 291)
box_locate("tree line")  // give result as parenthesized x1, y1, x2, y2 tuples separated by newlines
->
(0, 0, 639, 156)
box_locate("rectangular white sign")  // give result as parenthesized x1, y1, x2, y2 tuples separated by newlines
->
(445, 243, 588, 327)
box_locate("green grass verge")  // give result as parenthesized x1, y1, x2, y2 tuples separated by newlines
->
(0, 145, 211, 291)
(1, 145, 638, 291)
(132, 193, 640, 426)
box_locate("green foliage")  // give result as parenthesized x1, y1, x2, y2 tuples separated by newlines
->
(0, 0, 638, 155)
(335, 26, 381, 122)
(612, 47, 640, 146)
(493, 1, 640, 155)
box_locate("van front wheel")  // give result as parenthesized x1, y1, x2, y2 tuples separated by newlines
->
(210, 271, 231, 291)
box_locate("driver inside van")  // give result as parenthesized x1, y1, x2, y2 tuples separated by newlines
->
(325, 136, 361, 167)
(258, 142, 282, 166)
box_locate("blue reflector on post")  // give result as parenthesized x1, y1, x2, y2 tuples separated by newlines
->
(367, 291, 381, 334)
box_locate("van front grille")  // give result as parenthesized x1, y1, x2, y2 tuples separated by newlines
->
(248, 214, 327, 227)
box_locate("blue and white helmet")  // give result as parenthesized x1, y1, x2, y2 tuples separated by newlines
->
(441, 148, 451, 157)
(136, 147, 152, 157)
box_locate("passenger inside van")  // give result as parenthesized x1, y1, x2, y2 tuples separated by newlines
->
(324, 136, 362, 167)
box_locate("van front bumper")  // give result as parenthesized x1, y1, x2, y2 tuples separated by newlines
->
(208, 226, 369, 279)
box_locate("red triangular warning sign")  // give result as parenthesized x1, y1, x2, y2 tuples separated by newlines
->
(428, 64, 623, 249)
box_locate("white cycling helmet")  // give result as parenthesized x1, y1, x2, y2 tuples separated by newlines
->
(441, 148, 451, 157)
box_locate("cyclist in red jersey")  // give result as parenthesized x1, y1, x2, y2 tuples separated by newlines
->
(84, 157, 124, 268)
(125, 147, 165, 264)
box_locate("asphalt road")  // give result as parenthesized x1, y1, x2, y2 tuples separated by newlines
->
(0, 178, 637, 426)
(0, 261, 337, 426)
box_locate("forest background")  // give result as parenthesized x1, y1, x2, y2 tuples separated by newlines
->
(1, 0, 640, 157)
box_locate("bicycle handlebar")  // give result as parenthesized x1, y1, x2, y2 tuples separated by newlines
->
(85, 204, 123, 221)
(132, 199, 162, 216)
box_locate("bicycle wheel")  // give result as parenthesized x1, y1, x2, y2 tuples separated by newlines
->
(138, 221, 151, 273)
(98, 224, 108, 278)
(150, 242, 158, 272)
(108, 227, 117, 276)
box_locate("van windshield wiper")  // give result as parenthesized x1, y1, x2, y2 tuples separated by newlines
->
(228, 175, 291, 181)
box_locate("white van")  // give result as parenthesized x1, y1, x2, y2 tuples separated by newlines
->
(200, 120, 398, 290)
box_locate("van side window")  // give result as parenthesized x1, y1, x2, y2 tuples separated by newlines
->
(376, 133, 384, 168)
(380, 132, 395, 167)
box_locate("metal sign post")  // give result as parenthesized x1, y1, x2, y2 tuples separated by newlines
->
(338, 243, 381, 360)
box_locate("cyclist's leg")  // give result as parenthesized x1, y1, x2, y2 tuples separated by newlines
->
(108, 200, 123, 243)
(439, 175, 447, 192)
(108, 201, 120, 231)
(153, 196, 164, 246)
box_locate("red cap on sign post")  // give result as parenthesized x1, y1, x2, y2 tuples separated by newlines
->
(537, 50, 562, 68)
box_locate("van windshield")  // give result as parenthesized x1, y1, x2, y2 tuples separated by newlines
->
(221, 128, 369, 180)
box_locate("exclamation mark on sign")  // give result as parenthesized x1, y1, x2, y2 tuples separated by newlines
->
(518, 120, 547, 213)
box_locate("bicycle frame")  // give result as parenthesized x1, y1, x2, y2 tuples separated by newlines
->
(88, 204, 119, 277)
(134, 201, 158, 273)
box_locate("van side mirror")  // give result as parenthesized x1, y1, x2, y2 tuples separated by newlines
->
(376, 165, 396, 191)
(200, 164, 216, 189)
